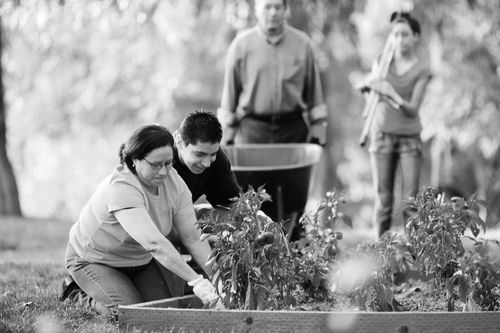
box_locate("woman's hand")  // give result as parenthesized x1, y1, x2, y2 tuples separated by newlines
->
(188, 275, 225, 309)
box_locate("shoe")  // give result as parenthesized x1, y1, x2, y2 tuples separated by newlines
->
(59, 275, 113, 318)
(59, 275, 80, 301)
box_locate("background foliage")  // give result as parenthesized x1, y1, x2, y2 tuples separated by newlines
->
(1, 0, 500, 227)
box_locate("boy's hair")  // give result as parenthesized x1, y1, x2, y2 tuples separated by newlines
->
(179, 110, 223, 145)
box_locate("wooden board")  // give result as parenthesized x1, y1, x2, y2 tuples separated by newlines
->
(119, 295, 500, 333)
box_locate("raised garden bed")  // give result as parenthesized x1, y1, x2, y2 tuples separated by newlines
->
(119, 294, 500, 333)
(120, 188, 500, 332)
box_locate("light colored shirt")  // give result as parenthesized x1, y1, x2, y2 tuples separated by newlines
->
(218, 24, 326, 127)
(372, 61, 432, 135)
(69, 164, 195, 267)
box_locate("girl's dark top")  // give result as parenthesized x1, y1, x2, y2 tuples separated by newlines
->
(173, 147, 241, 207)
(372, 60, 432, 136)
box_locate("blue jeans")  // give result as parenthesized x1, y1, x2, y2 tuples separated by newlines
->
(65, 243, 172, 317)
(369, 132, 422, 237)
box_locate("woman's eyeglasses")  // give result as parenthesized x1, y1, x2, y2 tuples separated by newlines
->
(143, 157, 174, 171)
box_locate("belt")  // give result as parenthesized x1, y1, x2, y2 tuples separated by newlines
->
(245, 112, 303, 123)
(380, 132, 420, 139)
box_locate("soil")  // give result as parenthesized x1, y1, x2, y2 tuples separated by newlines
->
(292, 279, 464, 313)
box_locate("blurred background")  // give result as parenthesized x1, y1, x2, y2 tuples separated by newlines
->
(1, 0, 499, 230)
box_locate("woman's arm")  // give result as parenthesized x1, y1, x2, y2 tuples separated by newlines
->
(114, 207, 200, 282)
(173, 213, 213, 277)
(116, 207, 221, 307)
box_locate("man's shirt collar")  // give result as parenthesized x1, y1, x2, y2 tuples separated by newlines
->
(256, 24, 285, 45)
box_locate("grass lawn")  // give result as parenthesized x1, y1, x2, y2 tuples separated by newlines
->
(0, 216, 118, 333)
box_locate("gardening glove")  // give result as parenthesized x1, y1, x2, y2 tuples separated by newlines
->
(209, 298, 226, 310)
(188, 275, 224, 309)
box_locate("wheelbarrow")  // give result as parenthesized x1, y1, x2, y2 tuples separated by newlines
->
(224, 143, 323, 238)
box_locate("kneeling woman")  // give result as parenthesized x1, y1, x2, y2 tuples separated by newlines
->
(65, 124, 221, 317)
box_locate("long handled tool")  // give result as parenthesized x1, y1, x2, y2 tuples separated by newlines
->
(359, 35, 396, 147)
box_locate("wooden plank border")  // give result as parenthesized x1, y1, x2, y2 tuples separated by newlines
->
(119, 295, 500, 333)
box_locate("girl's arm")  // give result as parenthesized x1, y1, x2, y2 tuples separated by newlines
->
(369, 76, 430, 118)
(391, 76, 430, 117)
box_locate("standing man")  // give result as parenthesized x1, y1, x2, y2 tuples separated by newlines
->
(218, 0, 328, 145)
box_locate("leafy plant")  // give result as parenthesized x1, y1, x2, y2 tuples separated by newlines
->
(405, 187, 488, 310)
(199, 188, 351, 310)
(406, 187, 486, 283)
(331, 233, 413, 311)
(450, 239, 500, 311)
(199, 186, 303, 310)
(294, 191, 350, 300)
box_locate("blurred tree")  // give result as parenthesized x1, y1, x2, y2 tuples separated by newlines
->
(0, 18, 21, 216)
(290, 0, 360, 199)
(2, 0, 499, 226)
(1, 0, 360, 218)
(2, 0, 193, 217)
(420, 0, 500, 225)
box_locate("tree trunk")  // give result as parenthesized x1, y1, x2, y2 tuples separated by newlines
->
(0, 19, 22, 216)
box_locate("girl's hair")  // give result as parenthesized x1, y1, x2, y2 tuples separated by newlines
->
(118, 124, 174, 174)
(390, 11, 421, 36)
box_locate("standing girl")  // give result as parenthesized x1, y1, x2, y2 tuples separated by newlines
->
(364, 12, 432, 238)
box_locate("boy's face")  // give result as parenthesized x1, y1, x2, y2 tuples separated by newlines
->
(178, 140, 219, 175)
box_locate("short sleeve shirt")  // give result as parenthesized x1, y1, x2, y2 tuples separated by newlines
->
(68, 164, 195, 267)
(372, 61, 432, 135)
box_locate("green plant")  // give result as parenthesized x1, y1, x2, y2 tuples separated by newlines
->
(294, 191, 350, 300)
(331, 233, 413, 311)
(449, 239, 500, 311)
(199, 188, 352, 310)
(200, 186, 303, 310)
(406, 187, 486, 283)
(406, 187, 487, 310)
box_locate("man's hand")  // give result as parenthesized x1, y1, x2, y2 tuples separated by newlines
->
(309, 120, 328, 147)
(194, 204, 213, 220)
(221, 127, 237, 146)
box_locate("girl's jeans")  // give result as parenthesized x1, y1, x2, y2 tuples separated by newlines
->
(65, 243, 172, 318)
(369, 132, 422, 238)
